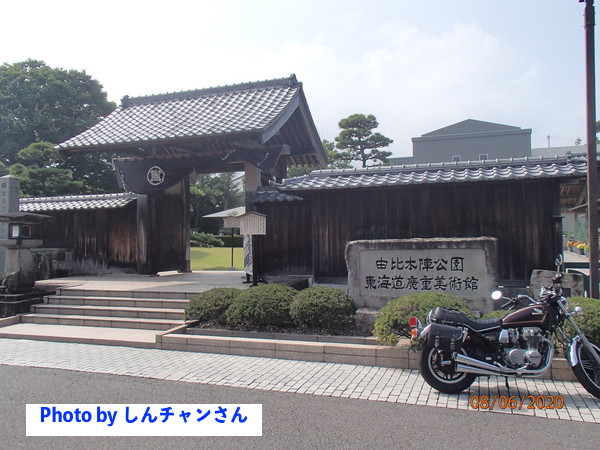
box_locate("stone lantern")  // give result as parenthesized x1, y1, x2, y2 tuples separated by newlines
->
(0, 212, 50, 293)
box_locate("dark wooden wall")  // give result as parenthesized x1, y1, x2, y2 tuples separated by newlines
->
(255, 200, 313, 275)
(255, 180, 562, 283)
(137, 180, 190, 274)
(41, 203, 137, 269)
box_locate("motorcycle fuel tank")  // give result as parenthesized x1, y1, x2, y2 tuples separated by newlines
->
(502, 304, 548, 328)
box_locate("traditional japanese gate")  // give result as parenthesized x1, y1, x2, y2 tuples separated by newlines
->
(56, 75, 326, 274)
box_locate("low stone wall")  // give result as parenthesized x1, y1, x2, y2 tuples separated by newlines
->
(156, 325, 575, 382)
(0, 292, 47, 318)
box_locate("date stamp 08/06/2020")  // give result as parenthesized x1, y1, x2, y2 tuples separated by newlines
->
(469, 395, 565, 411)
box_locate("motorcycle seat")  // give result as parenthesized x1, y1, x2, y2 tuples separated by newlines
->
(432, 307, 502, 332)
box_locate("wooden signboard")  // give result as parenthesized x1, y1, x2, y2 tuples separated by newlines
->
(223, 216, 241, 228)
(239, 212, 266, 235)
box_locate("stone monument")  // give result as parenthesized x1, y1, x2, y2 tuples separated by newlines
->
(346, 237, 499, 334)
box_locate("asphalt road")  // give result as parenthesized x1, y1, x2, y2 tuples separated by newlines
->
(1, 365, 598, 449)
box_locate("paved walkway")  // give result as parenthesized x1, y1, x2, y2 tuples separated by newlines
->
(34, 270, 251, 295)
(1, 338, 598, 424)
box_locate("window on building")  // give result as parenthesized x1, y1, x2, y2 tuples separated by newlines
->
(479, 153, 488, 161)
(452, 155, 461, 162)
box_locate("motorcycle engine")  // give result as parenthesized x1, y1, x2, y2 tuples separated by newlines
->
(498, 327, 544, 369)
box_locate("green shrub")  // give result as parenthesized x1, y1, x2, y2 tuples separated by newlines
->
(290, 287, 356, 334)
(561, 297, 600, 343)
(190, 232, 224, 248)
(217, 235, 244, 247)
(184, 287, 241, 323)
(373, 292, 472, 345)
(226, 284, 297, 328)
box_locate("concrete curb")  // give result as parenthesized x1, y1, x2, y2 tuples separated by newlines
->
(157, 324, 577, 382)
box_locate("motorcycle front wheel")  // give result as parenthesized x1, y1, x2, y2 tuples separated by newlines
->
(419, 343, 477, 394)
(570, 336, 600, 399)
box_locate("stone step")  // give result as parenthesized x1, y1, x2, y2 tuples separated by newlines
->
(0, 323, 157, 349)
(20, 313, 183, 330)
(33, 304, 185, 320)
(56, 288, 197, 300)
(44, 295, 189, 310)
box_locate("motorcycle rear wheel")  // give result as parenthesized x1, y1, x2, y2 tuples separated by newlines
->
(419, 343, 477, 394)
(571, 336, 600, 399)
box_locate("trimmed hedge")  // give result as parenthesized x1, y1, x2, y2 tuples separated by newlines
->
(373, 292, 472, 345)
(217, 235, 244, 248)
(226, 284, 297, 328)
(184, 287, 241, 324)
(290, 287, 356, 334)
(561, 297, 600, 343)
(190, 232, 224, 248)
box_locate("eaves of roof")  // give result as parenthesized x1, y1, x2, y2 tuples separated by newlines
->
(55, 75, 325, 168)
(253, 187, 304, 203)
(276, 156, 589, 192)
(19, 193, 137, 212)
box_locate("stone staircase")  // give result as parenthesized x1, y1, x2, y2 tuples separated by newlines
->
(0, 287, 193, 348)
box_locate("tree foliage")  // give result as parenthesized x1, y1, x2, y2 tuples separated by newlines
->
(190, 173, 244, 232)
(0, 60, 118, 195)
(334, 114, 393, 168)
(0, 60, 115, 164)
(8, 142, 85, 197)
(286, 139, 352, 178)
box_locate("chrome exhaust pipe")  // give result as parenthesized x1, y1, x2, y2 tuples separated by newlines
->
(454, 338, 554, 377)
(455, 353, 506, 374)
(456, 364, 500, 377)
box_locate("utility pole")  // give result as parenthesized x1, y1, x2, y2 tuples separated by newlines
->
(582, 0, 599, 298)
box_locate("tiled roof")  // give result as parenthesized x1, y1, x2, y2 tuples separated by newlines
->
(20, 193, 137, 212)
(203, 206, 246, 218)
(277, 156, 589, 192)
(253, 187, 304, 203)
(57, 75, 304, 151)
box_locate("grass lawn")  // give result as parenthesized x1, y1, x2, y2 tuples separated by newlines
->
(190, 247, 244, 270)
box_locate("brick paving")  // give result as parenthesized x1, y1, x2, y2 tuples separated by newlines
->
(0, 338, 598, 423)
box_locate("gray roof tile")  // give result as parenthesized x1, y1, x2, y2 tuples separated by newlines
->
(20, 193, 137, 212)
(253, 187, 303, 203)
(57, 75, 302, 151)
(277, 156, 589, 192)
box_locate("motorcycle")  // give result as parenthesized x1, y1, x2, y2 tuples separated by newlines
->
(410, 255, 600, 399)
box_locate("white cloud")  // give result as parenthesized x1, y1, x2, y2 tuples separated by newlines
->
(256, 23, 550, 155)
(1, 1, 588, 153)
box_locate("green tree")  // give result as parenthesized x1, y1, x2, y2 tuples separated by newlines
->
(0, 60, 118, 195)
(190, 173, 244, 232)
(8, 142, 86, 197)
(334, 114, 393, 168)
(0, 60, 115, 165)
(286, 139, 352, 177)
(13, 141, 58, 168)
(61, 152, 119, 193)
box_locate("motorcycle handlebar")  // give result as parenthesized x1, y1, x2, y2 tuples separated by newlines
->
(500, 294, 536, 310)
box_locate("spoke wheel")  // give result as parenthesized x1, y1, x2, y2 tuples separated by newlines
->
(419, 343, 476, 394)
(571, 336, 600, 399)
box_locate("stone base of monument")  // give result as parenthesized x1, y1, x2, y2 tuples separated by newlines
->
(355, 308, 379, 336)
(0, 290, 50, 318)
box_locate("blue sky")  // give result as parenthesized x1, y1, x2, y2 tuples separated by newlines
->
(1, 0, 597, 155)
